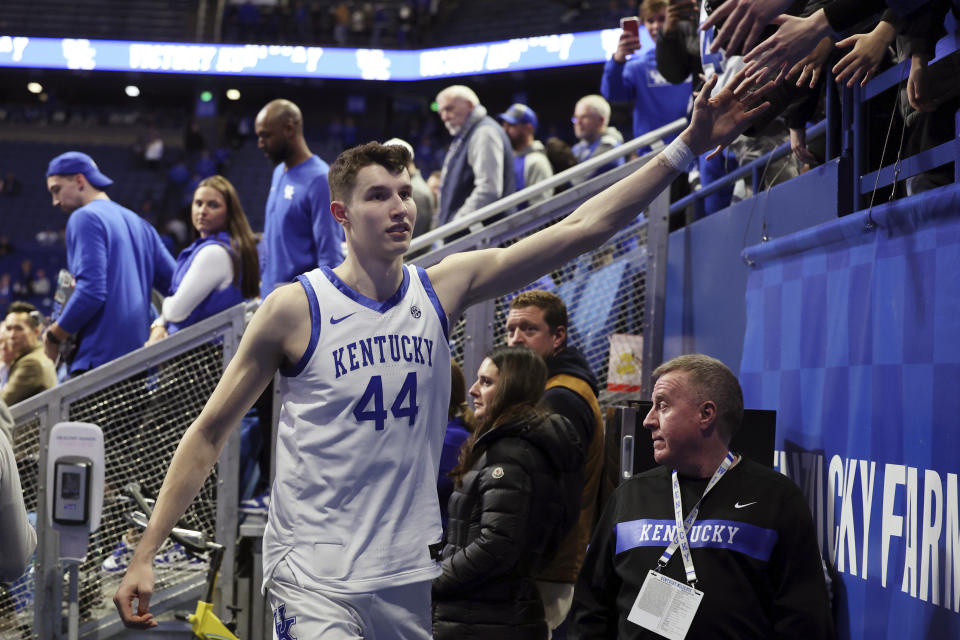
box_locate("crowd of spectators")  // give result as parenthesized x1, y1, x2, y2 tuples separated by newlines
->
(2, 2, 958, 636)
(2, 0, 955, 379)
(0, 0, 954, 389)
(222, 0, 446, 48)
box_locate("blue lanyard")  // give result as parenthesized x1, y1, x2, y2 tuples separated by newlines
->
(657, 451, 736, 586)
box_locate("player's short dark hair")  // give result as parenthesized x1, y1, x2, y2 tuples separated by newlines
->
(652, 354, 744, 443)
(329, 142, 411, 203)
(509, 290, 568, 344)
(6, 301, 42, 328)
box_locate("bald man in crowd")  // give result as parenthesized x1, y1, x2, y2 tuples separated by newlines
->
(255, 99, 344, 299)
(435, 85, 515, 227)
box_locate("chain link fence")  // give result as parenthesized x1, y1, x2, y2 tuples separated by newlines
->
(2, 306, 244, 639)
(419, 194, 654, 411)
(1, 415, 41, 639)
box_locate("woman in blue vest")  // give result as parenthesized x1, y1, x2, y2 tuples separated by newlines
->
(147, 175, 259, 342)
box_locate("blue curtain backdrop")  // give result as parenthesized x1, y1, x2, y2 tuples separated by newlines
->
(740, 183, 960, 640)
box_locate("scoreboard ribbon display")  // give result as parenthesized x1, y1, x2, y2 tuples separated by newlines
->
(0, 29, 627, 80)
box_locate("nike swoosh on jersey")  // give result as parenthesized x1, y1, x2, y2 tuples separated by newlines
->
(734, 501, 757, 509)
(330, 312, 357, 325)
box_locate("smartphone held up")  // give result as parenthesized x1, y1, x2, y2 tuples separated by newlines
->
(620, 16, 640, 39)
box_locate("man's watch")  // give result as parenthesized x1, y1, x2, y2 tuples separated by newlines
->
(46, 331, 62, 345)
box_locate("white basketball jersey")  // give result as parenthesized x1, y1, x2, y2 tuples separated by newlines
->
(263, 264, 451, 594)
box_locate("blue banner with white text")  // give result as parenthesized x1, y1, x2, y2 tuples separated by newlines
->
(740, 183, 960, 640)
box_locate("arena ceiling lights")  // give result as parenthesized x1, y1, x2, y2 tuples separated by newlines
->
(0, 30, 630, 81)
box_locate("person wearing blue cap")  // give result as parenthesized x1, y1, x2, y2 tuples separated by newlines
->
(44, 151, 175, 375)
(499, 103, 555, 207)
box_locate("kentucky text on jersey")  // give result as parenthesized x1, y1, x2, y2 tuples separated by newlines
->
(332, 334, 435, 378)
(615, 518, 779, 561)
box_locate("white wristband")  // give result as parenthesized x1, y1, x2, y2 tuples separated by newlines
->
(661, 136, 695, 171)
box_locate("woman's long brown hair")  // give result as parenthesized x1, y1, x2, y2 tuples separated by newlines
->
(195, 175, 260, 299)
(449, 346, 547, 487)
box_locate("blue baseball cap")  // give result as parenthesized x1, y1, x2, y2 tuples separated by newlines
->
(498, 103, 538, 131)
(46, 151, 114, 188)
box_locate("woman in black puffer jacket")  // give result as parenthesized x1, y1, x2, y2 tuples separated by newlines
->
(433, 346, 585, 640)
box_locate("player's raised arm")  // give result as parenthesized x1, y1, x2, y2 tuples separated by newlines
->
(429, 64, 773, 319)
(113, 284, 309, 629)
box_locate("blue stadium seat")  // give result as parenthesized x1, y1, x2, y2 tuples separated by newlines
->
(570, 259, 639, 364)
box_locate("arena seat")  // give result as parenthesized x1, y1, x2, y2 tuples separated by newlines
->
(3, 0, 194, 41)
(570, 258, 638, 361)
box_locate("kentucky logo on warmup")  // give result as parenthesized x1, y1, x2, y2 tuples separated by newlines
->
(615, 518, 780, 561)
(274, 604, 298, 640)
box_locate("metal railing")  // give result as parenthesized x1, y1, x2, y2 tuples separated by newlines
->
(666, 48, 959, 218)
(668, 119, 829, 215)
(852, 55, 960, 211)
(3, 304, 246, 639)
(409, 118, 687, 252)
(408, 123, 679, 403)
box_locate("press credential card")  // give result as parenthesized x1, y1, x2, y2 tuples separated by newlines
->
(627, 570, 704, 640)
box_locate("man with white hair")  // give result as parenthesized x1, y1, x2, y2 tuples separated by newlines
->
(571, 94, 625, 183)
(435, 85, 515, 226)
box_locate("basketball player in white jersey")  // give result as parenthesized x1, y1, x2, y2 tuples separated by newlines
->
(115, 65, 773, 638)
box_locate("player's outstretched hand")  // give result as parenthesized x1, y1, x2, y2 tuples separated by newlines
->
(686, 64, 774, 160)
(113, 558, 158, 629)
(701, 0, 794, 56)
